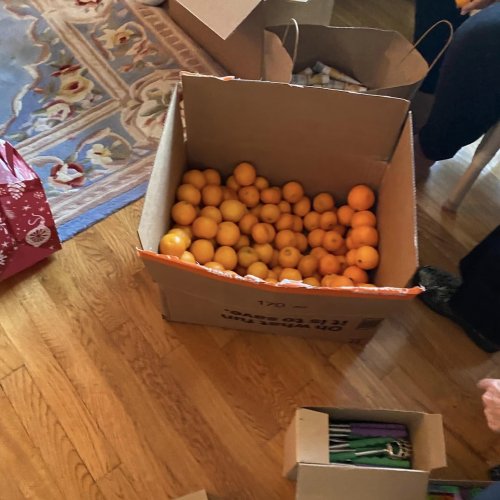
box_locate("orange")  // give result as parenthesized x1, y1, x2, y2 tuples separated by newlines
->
(171, 201, 197, 226)
(220, 199, 247, 223)
(351, 210, 377, 228)
(200, 206, 222, 224)
(176, 183, 201, 205)
(267, 270, 278, 281)
(303, 276, 321, 287)
(351, 226, 379, 248)
(173, 225, 193, 239)
(226, 175, 240, 191)
(254, 176, 269, 191)
(233, 162, 256, 186)
(192, 216, 218, 239)
(190, 239, 214, 264)
(205, 261, 225, 271)
(292, 215, 303, 233)
(251, 222, 273, 244)
(313, 192, 335, 213)
(253, 243, 274, 264)
(238, 246, 259, 268)
(203, 168, 221, 185)
(235, 265, 247, 277)
(347, 184, 376, 211)
(216, 221, 240, 246)
(260, 187, 281, 204)
(239, 213, 259, 235)
(266, 278, 278, 284)
(159, 233, 186, 257)
(278, 200, 292, 214)
(308, 228, 326, 248)
(275, 213, 295, 231)
(322, 231, 344, 252)
(343, 265, 369, 284)
(222, 187, 238, 201)
(333, 243, 348, 256)
(356, 246, 379, 270)
(298, 255, 318, 278)
(279, 268, 302, 282)
(345, 236, 355, 250)
(331, 224, 347, 237)
(310, 246, 329, 260)
(260, 204, 281, 224)
(295, 232, 308, 253)
(282, 181, 304, 204)
(304, 211, 321, 231)
(293, 197, 311, 217)
(250, 204, 263, 218)
(319, 211, 338, 231)
(180, 250, 196, 264)
(337, 205, 355, 226)
(272, 265, 283, 277)
(168, 228, 191, 247)
(247, 261, 269, 280)
(358, 283, 377, 288)
(263, 223, 276, 243)
(322, 274, 354, 288)
(318, 254, 341, 276)
(202, 184, 223, 206)
(278, 246, 301, 268)
(270, 249, 280, 268)
(214, 246, 238, 270)
(182, 169, 206, 190)
(337, 255, 347, 272)
(275, 229, 297, 250)
(346, 249, 358, 267)
(238, 186, 260, 208)
(234, 234, 250, 250)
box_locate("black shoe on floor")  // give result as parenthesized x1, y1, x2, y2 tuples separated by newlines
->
(413, 266, 499, 354)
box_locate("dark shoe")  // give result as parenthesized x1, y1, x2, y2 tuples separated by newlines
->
(413, 266, 499, 353)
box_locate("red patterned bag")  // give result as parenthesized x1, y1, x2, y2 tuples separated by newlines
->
(0, 141, 61, 281)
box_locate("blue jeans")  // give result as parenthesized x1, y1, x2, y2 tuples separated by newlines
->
(476, 481, 500, 499)
(416, 4, 500, 160)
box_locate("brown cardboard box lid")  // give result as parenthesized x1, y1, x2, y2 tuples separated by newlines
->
(296, 463, 429, 500)
(174, 0, 261, 40)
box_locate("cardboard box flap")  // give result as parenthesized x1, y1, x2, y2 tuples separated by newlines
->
(174, 490, 210, 500)
(270, 25, 428, 91)
(138, 86, 185, 252)
(375, 116, 418, 287)
(411, 413, 446, 471)
(175, 0, 261, 40)
(182, 74, 410, 171)
(296, 464, 429, 500)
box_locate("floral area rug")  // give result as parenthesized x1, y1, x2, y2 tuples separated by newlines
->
(0, 0, 220, 241)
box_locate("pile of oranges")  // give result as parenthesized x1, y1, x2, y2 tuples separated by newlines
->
(159, 162, 380, 288)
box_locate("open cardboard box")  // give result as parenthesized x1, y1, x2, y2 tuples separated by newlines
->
(284, 407, 447, 500)
(137, 74, 421, 342)
(168, 0, 334, 80)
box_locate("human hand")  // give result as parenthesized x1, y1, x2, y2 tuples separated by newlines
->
(459, 0, 498, 15)
(478, 379, 500, 432)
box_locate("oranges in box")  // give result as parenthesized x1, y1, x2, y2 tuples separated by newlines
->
(158, 162, 381, 289)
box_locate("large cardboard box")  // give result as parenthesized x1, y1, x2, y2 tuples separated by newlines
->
(138, 74, 421, 341)
(284, 407, 447, 500)
(168, 0, 334, 80)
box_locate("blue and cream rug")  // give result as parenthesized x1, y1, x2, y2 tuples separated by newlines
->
(0, 0, 220, 241)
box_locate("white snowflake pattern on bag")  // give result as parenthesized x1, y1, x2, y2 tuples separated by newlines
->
(0, 187, 7, 196)
(33, 191, 44, 200)
(0, 250, 6, 267)
(7, 182, 26, 200)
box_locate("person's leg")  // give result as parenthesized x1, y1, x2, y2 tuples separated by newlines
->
(414, 226, 500, 353)
(414, 0, 467, 94)
(476, 482, 500, 500)
(418, 4, 500, 162)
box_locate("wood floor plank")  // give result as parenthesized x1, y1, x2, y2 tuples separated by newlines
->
(0, 325, 24, 380)
(96, 467, 141, 500)
(0, 296, 119, 480)
(1, 367, 103, 500)
(0, 387, 65, 500)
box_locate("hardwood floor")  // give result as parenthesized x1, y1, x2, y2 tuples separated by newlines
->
(1, 2, 500, 499)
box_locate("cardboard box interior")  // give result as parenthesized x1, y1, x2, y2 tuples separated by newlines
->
(284, 407, 447, 500)
(138, 75, 420, 339)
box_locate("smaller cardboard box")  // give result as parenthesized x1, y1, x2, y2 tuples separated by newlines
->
(283, 407, 446, 500)
(168, 0, 334, 80)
